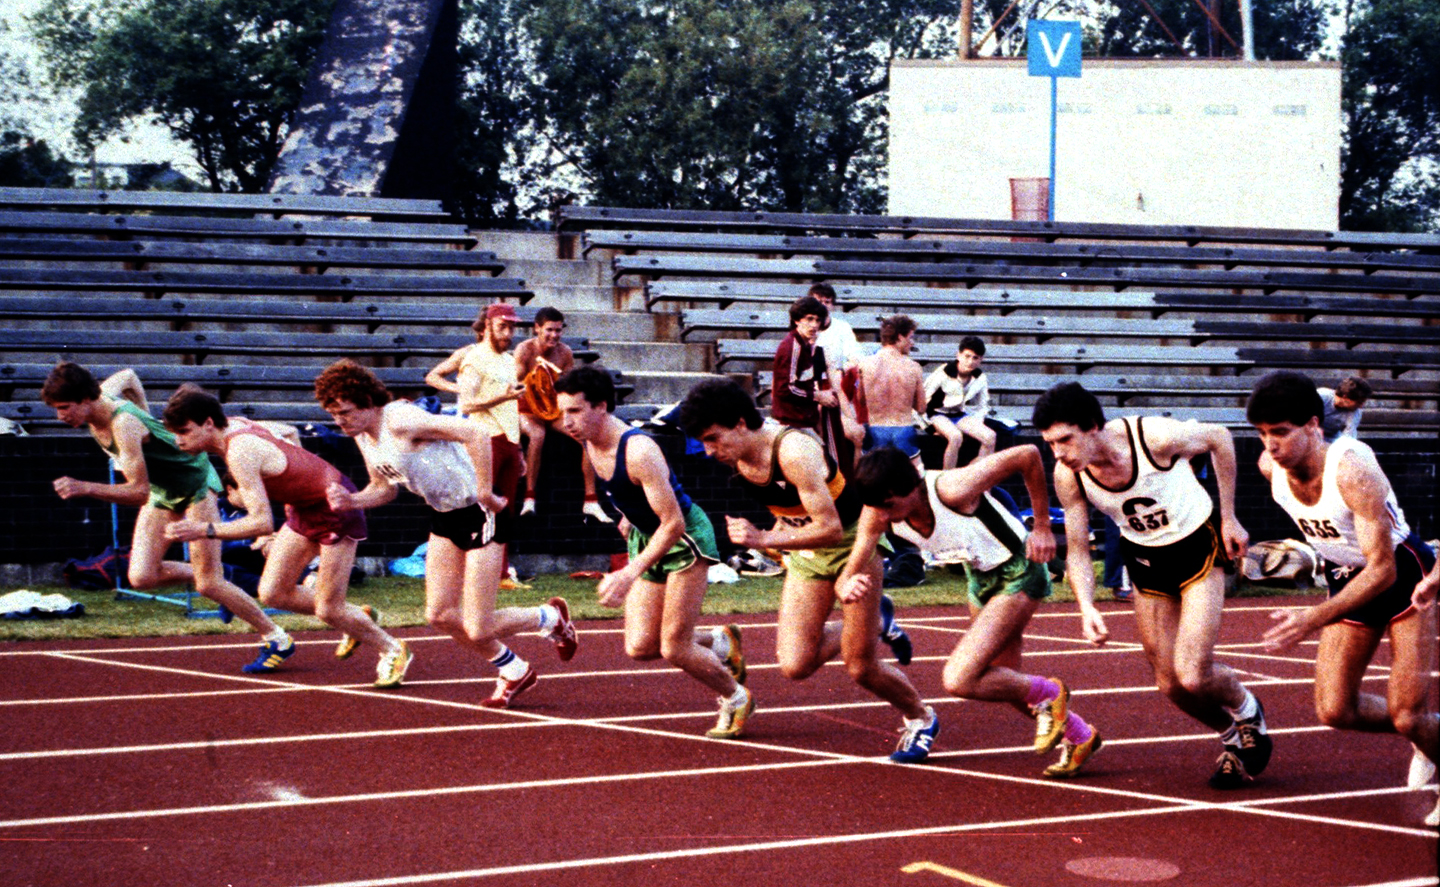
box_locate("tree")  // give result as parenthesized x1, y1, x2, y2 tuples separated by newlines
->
(30, 0, 334, 192)
(1339, 0, 1440, 231)
(0, 26, 71, 188)
(519, 0, 957, 213)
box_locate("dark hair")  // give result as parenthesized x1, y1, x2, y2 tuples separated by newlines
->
(1335, 376, 1372, 405)
(879, 315, 916, 345)
(853, 446, 924, 508)
(959, 335, 986, 357)
(1032, 382, 1105, 432)
(163, 384, 228, 431)
(807, 282, 837, 303)
(313, 359, 393, 410)
(677, 377, 763, 437)
(534, 306, 565, 327)
(41, 362, 101, 405)
(554, 364, 616, 412)
(1246, 371, 1324, 427)
(789, 294, 828, 327)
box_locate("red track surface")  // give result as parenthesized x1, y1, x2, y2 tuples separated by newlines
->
(2, 596, 1436, 887)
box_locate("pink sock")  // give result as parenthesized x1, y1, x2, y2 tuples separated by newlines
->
(1063, 712, 1093, 744)
(1024, 676, 1060, 707)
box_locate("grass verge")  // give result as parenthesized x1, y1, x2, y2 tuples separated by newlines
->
(0, 564, 1322, 644)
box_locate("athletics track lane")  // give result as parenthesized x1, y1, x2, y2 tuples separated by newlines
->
(0, 596, 1434, 887)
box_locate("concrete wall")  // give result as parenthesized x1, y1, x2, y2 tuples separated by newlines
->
(887, 59, 1342, 229)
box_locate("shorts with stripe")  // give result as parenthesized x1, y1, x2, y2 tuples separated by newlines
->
(430, 503, 496, 552)
(627, 502, 720, 584)
(1121, 511, 1225, 600)
(1325, 534, 1436, 629)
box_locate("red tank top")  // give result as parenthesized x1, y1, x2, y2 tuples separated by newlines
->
(224, 422, 342, 508)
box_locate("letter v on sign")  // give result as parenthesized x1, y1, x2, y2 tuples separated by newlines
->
(1026, 20, 1083, 78)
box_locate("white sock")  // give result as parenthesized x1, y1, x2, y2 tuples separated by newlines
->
(537, 604, 558, 633)
(1226, 689, 1259, 722)
(497, 655, 530, 681)
(709, 626, 731, 660)
(726, 685, 749, 707)
(264, 629, 290, 645)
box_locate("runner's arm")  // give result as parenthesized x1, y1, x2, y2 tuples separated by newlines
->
(99, 369, 148, 412)
(424, 345, 470, 395)
(54, 411, 151, 506)
(835, 506, 890, 603)
(1156, 418, 1249, 560)
(1055, 465, 1108, 645)
(170, 438, 276, 542)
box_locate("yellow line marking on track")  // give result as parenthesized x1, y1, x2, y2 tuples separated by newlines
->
(901, 860, 1010, 886)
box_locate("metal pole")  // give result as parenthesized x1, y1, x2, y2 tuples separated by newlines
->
(1048, 75, 1058, 221)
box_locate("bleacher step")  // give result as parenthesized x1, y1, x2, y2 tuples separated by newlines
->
(622, 370, 748, 404)
(591, 341, 710, 373)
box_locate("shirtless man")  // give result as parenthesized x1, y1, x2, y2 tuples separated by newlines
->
(840, 445, 1102, 777)
(1033, 382, 1271, 789)
(161, 386, 411, 687)
(42, 363, 293, 672)
(858, 315, 926, 460)
(555, 365, 750, 737)
(1247, 371, 1437, 824)
(677, 378, 935, 762)
(314, 360, 576, 707)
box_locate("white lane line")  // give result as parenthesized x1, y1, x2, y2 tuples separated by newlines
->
(0, 759, 844, 829)
(282, 806, 1204, 887)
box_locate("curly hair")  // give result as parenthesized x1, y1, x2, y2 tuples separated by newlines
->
(313, 360, 393, 410)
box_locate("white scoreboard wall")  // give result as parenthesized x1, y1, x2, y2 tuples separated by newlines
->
(887, 58, 1341, 230)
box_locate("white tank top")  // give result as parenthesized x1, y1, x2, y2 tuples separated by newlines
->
(1269, 436, 1408, 568)
(891, 472, 1028, 572)
(1079, 417, 1212, 547)
(355, 402, 479, 513)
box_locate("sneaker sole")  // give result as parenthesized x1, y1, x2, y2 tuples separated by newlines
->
(705, 694, 756, 739)
(548, 597, 578, 662)
(481, 668, 538, 709)
(1044, 733, 1103, 779)
(373, 645, 413, 689)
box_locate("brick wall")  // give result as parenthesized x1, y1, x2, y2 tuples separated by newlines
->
(3, 428, 1435, 572)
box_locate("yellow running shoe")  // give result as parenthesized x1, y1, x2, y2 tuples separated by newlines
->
(374, 641, 413, 689)
(706, 687, 755, 739)
(1032, 678, 1069, 753)
(335, 605, 379, 660)
(1043, 729, 1102, 779)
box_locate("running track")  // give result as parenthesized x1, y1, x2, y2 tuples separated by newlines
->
(1, 596, 1436, 887)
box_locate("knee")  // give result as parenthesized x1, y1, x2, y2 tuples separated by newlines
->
(127, 566, 161, 591)
(1174, 664, 1211, 698)
(941, 663, 977, 699)
(844, 653, 881, 686)
(1315, 698, 1356, 730)
(658, 634, 691, 666)
(1390, 705, 1424, 740)
(779, 654, 820, 681)
(626, 640, 661, 661)
(463, 618, 498, 646)
(425, 602, 460, 633)
(313, 599, 347, 625)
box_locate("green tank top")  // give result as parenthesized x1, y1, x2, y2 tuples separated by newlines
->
(99, 397, 219, 505)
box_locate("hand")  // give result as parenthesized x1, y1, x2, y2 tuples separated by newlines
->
(1025, 527, 1056, 566)
(1412, 564, 1438, 611)
(815, 390, 839, 409)
(165, 519, 209, 543)
(479, 491, 508, 514)
(1080, 606, 1109, 646)
(1221, 518, 1250, 563)
(725, 515, 761, 548)
(509, 383, 526, 401)
(616, 517, 633, 539)
(596, 568, 637, 607)
(1263, 608, 1317, 652)
(52, 476, 87, 500)
(326, 482, 357, 512)
(836, 572, 873, 604)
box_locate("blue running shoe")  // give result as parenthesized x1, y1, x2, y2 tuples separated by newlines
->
(878, 594, 913, 666)
(242, 636, 295, 674)
(891, 707, 939, 763)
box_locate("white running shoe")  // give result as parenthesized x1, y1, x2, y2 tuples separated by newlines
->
(1407, 744, 1437, 789)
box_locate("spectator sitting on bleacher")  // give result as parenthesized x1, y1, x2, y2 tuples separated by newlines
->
(1317, 376, 1372, 442)
(858, 315, 926, 461)
(924, 335, 997, 468)
(513, 306, 609, 522)
(772, 294, 856, 475)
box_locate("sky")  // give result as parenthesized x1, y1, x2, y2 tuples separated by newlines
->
(1, 0, 197, 175)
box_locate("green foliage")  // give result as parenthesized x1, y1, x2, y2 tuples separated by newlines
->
(1088, 0, 1326, 59)
(1339, 0, 1440, 231)
(0, 132, 72, 188)
(516, 0, 956, 213)
(29, 0, 335, 192)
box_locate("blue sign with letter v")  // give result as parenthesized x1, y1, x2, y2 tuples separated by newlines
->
(1027, 20, 1083, 78)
